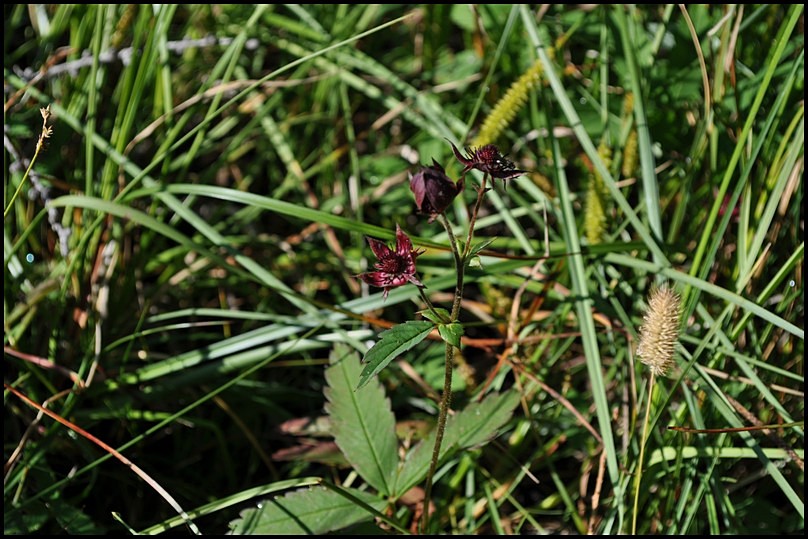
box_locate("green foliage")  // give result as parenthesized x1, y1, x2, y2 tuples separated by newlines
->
(438, 322, 464, 349)
(4, 3, 804, 535)
(228, 486, 387, 535)
(227, 345, 520, 534)
(325, 345, 399, 495)
(419, 307, 451, 324)
(395, 390, 522, 496)
(4, 496, 106, 535)
(358, 320, 434, 389)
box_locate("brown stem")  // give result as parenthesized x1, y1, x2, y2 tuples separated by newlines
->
(437, 214, 464, 322)
(420, 340, 455, 533)
(420, 178, 489, 533)
(461, 174, 489, 262)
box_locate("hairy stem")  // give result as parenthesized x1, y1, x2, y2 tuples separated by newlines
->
(420, 181, 488, 532)
(460, 174, 489, 262)
(420, 340, 455, 533)
(438, 214, 465, 321)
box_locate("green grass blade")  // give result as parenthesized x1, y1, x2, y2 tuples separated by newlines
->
(136, 478, 322, 535)
(685, 5, 803, 301)
(519, 5, 668, 266)
(547, 129, 622, 510)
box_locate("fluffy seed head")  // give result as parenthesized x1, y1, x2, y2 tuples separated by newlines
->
(636, 285, 681, 377)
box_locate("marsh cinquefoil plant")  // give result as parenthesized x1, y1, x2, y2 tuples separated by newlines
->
(355, 142, 527, 532)
(227, 142, 526, 535)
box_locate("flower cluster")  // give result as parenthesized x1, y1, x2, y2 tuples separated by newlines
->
(357, 141, 525, 299)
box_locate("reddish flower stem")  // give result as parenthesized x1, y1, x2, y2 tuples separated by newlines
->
(420, 173, 489, 533)
(461, 175, 489, 262)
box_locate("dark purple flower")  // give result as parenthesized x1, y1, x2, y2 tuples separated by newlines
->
(357, 224, 425, 299)
(449, 141, 527, 183)
(409, 159, 464, 222)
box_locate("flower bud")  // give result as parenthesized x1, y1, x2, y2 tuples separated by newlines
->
(409, 159, 464, 221)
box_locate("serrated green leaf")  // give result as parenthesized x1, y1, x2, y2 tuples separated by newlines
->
(358, 320, 434, 389)
(324, 345, 399, 496)
(395, 390, 521, 495)
(419, 307, 451, 325)
(228, 486, 386, 535)
(438, 322, 464, 348)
